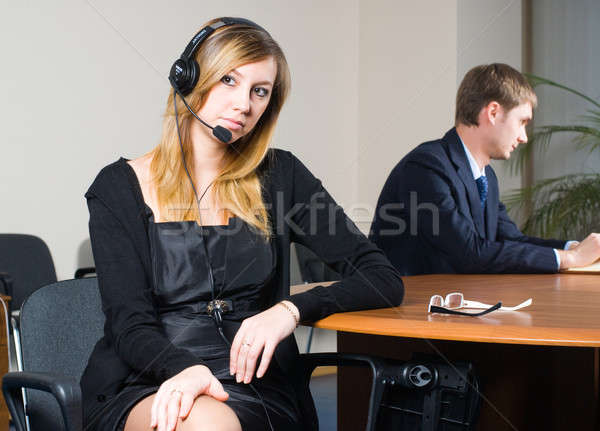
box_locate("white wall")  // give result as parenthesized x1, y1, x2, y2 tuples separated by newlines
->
(0, 0, 360, 280)
(458, 0, 523, 196)
(531, 0, 600, 181)
(355, 0, 524, 228)
(2, 1, 527, 277)
(356, 0, 458, 230)
(1, 0, 533, 354)
(457, 0, 522, 85)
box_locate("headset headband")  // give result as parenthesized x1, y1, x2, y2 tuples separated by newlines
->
(169, 17, 267, 96)
(180, 17, 266, 61)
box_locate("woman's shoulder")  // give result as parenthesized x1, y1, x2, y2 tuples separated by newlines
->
(261, 148, 304, 174)
(260, 148, 322, 195)
(86, 157, 135, 199)
(259, 148, 297, 185)
(126, 154, 153, 184)
(265, 148, 318, 178)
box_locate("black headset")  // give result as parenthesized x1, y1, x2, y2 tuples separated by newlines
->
(168, 17, 267, 96)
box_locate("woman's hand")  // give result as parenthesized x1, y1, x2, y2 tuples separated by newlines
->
(230, 301, 299, 384)
(150, 364, 229, 431)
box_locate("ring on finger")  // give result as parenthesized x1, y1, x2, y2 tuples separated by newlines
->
(241, 341, 252, 347)
(170, 388, 183, 397)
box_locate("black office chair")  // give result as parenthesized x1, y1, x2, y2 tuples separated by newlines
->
(0, 234, 95, 301)
(0, 234, 57, 315)
(292, 242, 339, 353)
(293, 242, 339, 285)
(0, 234, 59, 378)
(73, 267, 96, 278)
(0, 234, 96, 376)
(2, 278, 410, 431)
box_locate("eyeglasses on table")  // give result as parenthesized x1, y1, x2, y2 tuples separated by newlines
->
(428, 292, 532, 317)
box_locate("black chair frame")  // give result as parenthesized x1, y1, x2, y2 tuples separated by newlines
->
(4, 352, 397, 431)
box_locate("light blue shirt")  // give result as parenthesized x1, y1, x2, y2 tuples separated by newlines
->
(459, 139, 574, 269)
(460, 140, 485, 180)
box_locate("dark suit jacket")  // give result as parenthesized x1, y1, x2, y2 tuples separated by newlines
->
(369, 128, 566, 275)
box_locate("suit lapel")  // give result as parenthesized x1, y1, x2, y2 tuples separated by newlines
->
(444, 128, 486, 238)
(485, 165, 499, 239)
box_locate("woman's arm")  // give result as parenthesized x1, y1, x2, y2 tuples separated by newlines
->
(286, 153, 405, 322)
(229, 152, 404, 383)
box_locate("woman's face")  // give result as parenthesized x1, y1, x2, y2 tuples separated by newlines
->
(196, 56, 277, 143)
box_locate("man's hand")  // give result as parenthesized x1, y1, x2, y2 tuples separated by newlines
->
(558, 233, 600, 269)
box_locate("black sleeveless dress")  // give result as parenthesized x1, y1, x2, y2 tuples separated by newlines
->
(93, 208, 301, 430)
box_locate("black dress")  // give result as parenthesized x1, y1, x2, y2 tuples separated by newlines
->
(89, 208, 301, 431)
(82, 152, 405, 431)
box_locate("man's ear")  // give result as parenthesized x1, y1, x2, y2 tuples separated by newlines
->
(484, 101, 501, 126)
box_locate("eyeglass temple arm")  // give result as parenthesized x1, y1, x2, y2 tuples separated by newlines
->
(463, 298, 532, 311)
(429, 302, 502, 317)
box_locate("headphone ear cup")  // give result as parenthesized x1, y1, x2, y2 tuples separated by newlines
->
(185, 60, 200, 95)
(169, 58, 200, 96)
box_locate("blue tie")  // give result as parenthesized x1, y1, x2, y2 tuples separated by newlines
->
(476, 175, 488, 210)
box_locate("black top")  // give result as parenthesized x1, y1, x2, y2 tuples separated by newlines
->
(149, 213, 300, 428)
(149, 214, 274, 319)
(81, 149, 404, 429)
(369, 128, 566, 275)
(148, 212, 276, 343)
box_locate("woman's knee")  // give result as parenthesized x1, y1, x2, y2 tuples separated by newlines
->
(124, 393, 241, 431)
(180, 395, 242, 431)
(124, 393, 155, 431)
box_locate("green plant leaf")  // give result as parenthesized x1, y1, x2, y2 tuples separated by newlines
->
(524, 73, 600, 109)
(505, 174, 600, 238)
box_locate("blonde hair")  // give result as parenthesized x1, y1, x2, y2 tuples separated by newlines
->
(150, 19, 290, 236)
(455, 63, 537, 127)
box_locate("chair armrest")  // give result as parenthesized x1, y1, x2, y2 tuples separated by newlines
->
(74, 267, 96, 279)
(300, 353, 388, 431)
(0, 272, 14, 299)
(300, 352, 386, 376)
(2, 371, 82, 431)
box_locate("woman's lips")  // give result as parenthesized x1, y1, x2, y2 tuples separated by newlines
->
(222, 118, 244, 130)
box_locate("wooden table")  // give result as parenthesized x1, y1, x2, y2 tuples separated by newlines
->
(307, 274, 600, 430)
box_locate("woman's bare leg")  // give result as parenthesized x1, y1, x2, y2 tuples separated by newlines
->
(124, 393, 242, 431)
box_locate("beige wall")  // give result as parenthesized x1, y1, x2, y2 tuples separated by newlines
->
(457, 0, 523, 196)
(531, 0, 600, 182)
(1, 1, 360, 280)
(1, 0, 529, 354)
(1, 1, 524, 280)
(356, 0, 458, 231)
(355, 0, 524, 230)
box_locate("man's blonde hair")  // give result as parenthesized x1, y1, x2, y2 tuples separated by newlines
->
(455, 63, 537, 126)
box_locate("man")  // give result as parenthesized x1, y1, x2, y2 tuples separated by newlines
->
(369, 63, 600, 275)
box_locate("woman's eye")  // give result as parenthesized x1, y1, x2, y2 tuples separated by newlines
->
(221, 75, 236, 86)
(254, 87, 269, 97)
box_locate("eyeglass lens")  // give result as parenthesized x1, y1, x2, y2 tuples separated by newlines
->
(445, 292, 463, 309)
(429, 295, 443, 307)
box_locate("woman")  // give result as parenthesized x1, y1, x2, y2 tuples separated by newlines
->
(82, 17, 404, 431)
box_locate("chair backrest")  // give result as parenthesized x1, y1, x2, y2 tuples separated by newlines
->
(0, 234, 57, 311)
(20, 278, 105, 430)
(292, 242, 339, 283)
